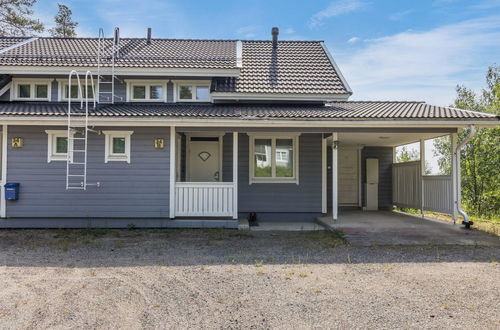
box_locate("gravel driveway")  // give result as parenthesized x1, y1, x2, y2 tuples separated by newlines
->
(0, 229, 498, 329)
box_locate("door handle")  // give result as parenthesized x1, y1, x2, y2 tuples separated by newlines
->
(214, 171, 220, 181)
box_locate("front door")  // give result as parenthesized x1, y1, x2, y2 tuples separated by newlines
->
(188, 140, 220, 182)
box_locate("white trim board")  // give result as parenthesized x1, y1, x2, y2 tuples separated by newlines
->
(320, 42, 353, 95)
(0, 66, 241, 77)
(211, 92, 350, 102)
(1, 125, 7, 218)
(0, 117, 495, 128)
(0, 82, 11, 97)
(0, 37, 38, 55)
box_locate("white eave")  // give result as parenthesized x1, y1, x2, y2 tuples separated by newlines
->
(0, 65, 241, 77)
(320, 42, 353, 95)
(0, 116, 497, 128)
(211, 92, 351, 102)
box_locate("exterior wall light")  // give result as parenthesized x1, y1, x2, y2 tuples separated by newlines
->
(154, 138, 165, 149)
(11, 137, 24, 148)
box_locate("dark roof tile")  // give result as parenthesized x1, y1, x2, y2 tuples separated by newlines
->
(0, 101, 496, 120)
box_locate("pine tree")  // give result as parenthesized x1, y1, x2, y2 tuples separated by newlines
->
(0, 0, 44, 36)
(49, 3, 77, 37)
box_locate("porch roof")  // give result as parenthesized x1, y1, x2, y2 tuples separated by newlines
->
(0, 101, 497, 122)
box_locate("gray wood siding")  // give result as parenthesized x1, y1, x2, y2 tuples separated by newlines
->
(6, 126, 170, 218)
(238, 133, 322, 213)
(361, 147, 393, 210)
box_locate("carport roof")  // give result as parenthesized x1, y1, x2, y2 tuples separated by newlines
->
(0, 101, 497, 121)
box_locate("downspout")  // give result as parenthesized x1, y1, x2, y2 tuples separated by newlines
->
(455, 125, 475, 229)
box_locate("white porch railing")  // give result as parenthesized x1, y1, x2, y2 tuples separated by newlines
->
(175, 182, 235, 217)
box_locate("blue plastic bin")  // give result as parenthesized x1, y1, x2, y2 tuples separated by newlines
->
(4, 183, 20, 200)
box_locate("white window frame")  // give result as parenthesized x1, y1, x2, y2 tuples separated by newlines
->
(57, 79, 96, 101)
(174, 80, 211, 102)
(45, 130, 74, 162)
(11, 78, 51, 101)
(103, 131, 133, 163)
(125, 80, 167, 102)
(247, 133, 300, 185)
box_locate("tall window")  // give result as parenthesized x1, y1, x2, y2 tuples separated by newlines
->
(249, 134, 299, 184)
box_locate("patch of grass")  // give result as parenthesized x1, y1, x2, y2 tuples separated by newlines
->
(254, 260, 264, 267)
(302, 230, 347, 249)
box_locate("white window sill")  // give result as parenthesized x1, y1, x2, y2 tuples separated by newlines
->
(250, 178, 298, 185)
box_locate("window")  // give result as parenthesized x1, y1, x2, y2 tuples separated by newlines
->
(103, 131, 133, 163)
(45, 130, 74, 162)
(176, 82, 211, 102)
(248, 134, 299, 184)
(56, 80, 96, 101)
(12, 79, 51, 101)
(127, 81, 166, 102)
(62, 83, 95, 100)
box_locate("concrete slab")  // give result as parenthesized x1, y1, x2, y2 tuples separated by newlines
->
(318, 211, 500, 246)
(250, 222, 325, 231)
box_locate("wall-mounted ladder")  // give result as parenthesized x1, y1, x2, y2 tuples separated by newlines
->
(66, 70, 96, 190)
(97, 27, 120, 104)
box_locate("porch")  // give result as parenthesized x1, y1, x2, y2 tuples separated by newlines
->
(168, 127, 464, 226)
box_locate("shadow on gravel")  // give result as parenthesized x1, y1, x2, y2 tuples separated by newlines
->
(0, 228, 498, 267)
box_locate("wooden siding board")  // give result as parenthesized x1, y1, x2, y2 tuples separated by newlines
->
(6, 126, 170, 218)
(238, 133, 322, 214)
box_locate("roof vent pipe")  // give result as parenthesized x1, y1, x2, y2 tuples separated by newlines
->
(147, 28, 152, 45)
(114, 27, 120, 58)
(272, 27, 279, 48)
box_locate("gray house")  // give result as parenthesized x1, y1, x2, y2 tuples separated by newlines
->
(0, 28, 497, 228)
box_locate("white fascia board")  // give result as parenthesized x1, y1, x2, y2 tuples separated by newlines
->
(0, 116, 497, 128)
(236, 41, 243, 68)
(0, 66, 241, 77)
(0, 37, 38, 55)
(320, 42, 353, 95)
(211, 92, 350, 102)
(0, 82, 11, 97)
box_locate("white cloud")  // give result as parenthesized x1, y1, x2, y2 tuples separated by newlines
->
(235, 25, 260, 38)
(309, 0, 366, 29)
(283, 27, 295, 34)
(347, 37, 359, 44)
(389, 10, 413, 21)
(335, 16, 500, 105)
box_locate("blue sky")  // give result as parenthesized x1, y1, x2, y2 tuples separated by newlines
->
(33, 0, 500, 106)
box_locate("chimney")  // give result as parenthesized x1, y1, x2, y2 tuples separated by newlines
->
(147, 28, 152, 45)
(272, 27, 279, 48)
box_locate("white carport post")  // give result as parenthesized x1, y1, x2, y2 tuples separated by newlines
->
(232, 132, 238, 219)
(331, 132, 338, 221)
(169, 126, 176, 219)
(451, 133, 458, 223)
(420, 139, 425, 217)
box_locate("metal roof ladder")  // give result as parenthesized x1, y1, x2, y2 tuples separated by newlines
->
(66, 70, 99, 190)
(97, 28, 120, 104)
